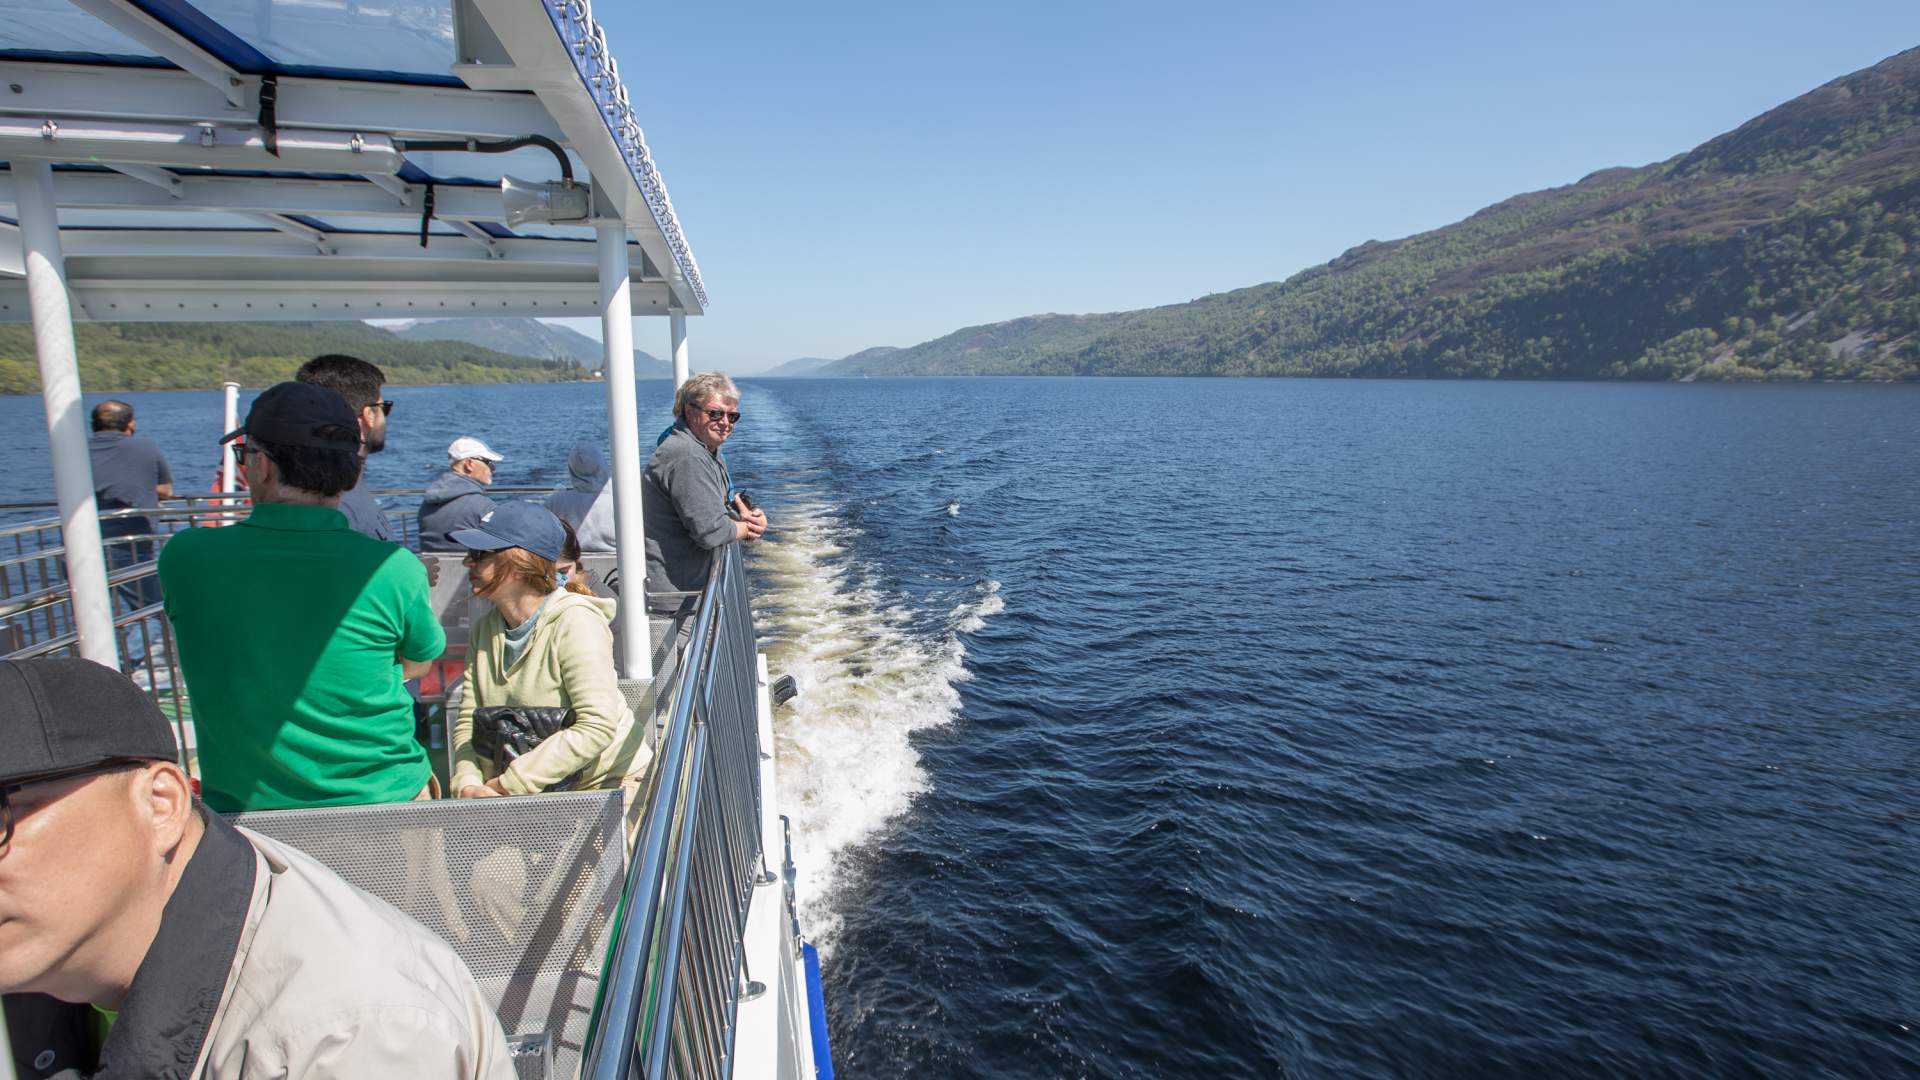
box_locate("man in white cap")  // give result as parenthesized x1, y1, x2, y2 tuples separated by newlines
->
(419, 436, 503, 552)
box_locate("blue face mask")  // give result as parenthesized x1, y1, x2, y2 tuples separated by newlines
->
(556, 571, 571, 588)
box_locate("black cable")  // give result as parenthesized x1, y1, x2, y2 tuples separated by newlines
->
(396, 135, 573, 185)
(258, 75, 279, 156)
(419, 182, 435, 248)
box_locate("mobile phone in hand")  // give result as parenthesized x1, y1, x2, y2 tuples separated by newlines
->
(735, 491, 756, 511)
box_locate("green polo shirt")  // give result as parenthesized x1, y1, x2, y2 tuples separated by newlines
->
(159, 502, 445, 811)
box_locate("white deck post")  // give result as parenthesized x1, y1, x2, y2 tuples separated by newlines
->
(670, 309, 689, 390)
(220, 381, 240, 493)
(599, 223, 653, 680)
(17, 159, 118, 667)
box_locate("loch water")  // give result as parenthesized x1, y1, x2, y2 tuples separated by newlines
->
(6, 377, 1917, 1077)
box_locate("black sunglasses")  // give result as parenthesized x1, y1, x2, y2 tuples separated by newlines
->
(377, 400, 395, 417)
(1, 759, 144, 850)
(699, 407, 742, 424)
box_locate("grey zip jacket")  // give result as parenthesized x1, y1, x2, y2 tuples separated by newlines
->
(642, 421, 733, 602)
(418, 471, 498, 551)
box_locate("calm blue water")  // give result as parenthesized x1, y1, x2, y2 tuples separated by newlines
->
(6, 377, 1918, 1076)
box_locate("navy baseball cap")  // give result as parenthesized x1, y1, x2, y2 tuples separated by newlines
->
(0, 657, 180, 786)
(449, 502, 565, 563)
(220, 381, 361, 450)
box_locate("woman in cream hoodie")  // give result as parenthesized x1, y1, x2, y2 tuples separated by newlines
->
(446, 503, 651, 798)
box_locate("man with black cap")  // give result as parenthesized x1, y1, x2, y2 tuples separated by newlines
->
(0, 657, 515, 1079)
(157, 382, 446, 812)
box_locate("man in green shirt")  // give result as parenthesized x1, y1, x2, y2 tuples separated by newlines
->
(159, 382, 445, 811)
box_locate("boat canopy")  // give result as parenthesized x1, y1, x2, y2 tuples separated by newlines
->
(0, 0, 707, 320)
(2, 0, 700, 680)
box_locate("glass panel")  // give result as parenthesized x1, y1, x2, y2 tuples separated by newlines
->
(192, 0, 455, 76)
(0, 0, 161, 60)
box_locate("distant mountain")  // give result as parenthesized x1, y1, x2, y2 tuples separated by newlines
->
(760, 356, 839, 378)
(394, 318, 672, 378)
(830, 47, 1920, 382)
(0, 321, 593, 394)
(762, 346, 901, 377)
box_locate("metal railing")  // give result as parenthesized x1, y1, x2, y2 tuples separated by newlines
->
(0, 486, 567, 662)
(586, 541, 767, 1080)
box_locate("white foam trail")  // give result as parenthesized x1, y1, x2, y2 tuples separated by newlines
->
(753, 502, 1001, 951)
(952, 579, 1003, 634)
(945, 500, 961, 517)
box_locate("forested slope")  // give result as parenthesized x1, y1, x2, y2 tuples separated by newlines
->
(836, 47, 1920, 381)
(0, 321, 591, 394)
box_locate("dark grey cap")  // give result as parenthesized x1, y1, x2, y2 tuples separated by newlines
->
(0, 657, 179, 785)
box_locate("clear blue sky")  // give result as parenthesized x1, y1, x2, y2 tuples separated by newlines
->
(554, 0, 1920, 373)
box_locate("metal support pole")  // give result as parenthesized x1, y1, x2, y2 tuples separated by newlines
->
(17, 159, 117, 667)
(599, 223, 653, 680)
(220, 381, 240, 493)
(670, 309, 690, 390)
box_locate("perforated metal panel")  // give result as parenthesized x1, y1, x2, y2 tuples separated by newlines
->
(233, 792, 627, 1080)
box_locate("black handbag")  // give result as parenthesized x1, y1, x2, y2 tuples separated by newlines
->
(469, 705, 586, 792)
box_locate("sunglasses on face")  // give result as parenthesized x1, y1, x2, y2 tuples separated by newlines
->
(698, 407, 742, 424)
(230, 442, 263, 464)
(377, 400, 396, 417)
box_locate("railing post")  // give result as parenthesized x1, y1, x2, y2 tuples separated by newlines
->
(220, 381, 241, 494)
(17, 158, 117, 667)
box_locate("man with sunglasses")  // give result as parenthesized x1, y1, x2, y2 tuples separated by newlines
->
(642, 372, 768, 617)
(158, 382, 445, 812)
(0, 657, 514, 1079)
(296, 354, 397, 543)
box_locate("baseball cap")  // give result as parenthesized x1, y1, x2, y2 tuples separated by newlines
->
(0, 657, 180, 786)
(219, 381, 361, 450)
(448, 436, 504, 464)
(448, 502, 564, 563)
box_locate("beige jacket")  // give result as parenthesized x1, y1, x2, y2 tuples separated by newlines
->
(452, 589, 651, 795)
(195, 828, 517, 1079)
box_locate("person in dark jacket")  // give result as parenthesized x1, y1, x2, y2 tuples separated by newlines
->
(419, 437, 503, 551)
(295, 354, 395, 542)
(87, 400, 172, 609)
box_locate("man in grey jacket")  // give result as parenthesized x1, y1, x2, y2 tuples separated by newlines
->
(419, 437, 503, 551)
(0, 657, 514, 1079)
(642, 372, 767, 613)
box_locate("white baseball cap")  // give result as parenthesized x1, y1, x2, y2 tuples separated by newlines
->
(447, 436, 504, 464)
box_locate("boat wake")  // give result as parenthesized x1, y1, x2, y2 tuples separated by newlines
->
(750, 500, 1001, 948)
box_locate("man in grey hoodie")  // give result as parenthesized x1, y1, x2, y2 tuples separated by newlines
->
(419, 436, 503, 551)
(546, 442, 617, 552)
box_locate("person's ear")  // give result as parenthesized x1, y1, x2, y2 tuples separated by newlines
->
(143, 763, 196, 862)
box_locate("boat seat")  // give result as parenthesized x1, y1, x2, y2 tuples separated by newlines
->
(232, 791, 627, 1080)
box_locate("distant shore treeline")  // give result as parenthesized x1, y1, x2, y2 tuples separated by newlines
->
(0, 321, 595, 395)
(776, 47, 1920, 383)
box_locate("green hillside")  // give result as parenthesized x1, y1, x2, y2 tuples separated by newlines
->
(0, 321, 594, 394)
(838, 47, 1920, 381)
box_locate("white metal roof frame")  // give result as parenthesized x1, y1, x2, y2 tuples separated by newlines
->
(4, 0, 696, 680)
(0, 0, 708, 321)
